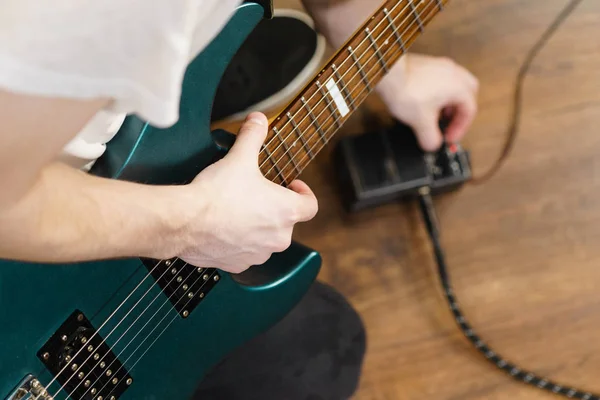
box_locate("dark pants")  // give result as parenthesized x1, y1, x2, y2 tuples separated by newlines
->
(192, 282, 367, 400)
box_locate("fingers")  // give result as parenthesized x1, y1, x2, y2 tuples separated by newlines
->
(228, 112, 268, 164)
(445, 89, 478, 143)
(445, 67, 478, 142)
(413, 111, 444, 152)
(419, 75, 478, 148)
(287, 179, 319, 222)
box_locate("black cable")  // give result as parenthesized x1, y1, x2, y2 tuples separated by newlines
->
(410, 1, 590, 396)
(417, 188, 599, 400)
(472, 0, 585, 184)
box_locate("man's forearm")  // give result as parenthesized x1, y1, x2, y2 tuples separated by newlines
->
(0, 162, 191, 263)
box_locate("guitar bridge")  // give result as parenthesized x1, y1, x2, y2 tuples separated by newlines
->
(37, 311, 132, 400)
(5, 375, 52, 400)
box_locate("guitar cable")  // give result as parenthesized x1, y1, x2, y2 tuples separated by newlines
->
(471, 0, 585, 184)
(417, 1, 597, 398)
(418, 187, 599, 400)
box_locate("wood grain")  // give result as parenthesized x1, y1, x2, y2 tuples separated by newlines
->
(280, 0, 600, 398)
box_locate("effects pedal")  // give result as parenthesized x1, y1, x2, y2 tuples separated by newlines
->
(334, 120, 472, 212)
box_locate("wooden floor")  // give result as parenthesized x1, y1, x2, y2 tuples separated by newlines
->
(273, 0, 600, 398)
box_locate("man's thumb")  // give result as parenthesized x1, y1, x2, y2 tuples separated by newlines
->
(229, 112, 269, 162)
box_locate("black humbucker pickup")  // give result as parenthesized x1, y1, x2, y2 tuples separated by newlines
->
(142, 258, 220, 318)
(37, 310, 132, 400)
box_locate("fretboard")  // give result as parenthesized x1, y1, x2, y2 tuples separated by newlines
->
(258, 0, 448, 186)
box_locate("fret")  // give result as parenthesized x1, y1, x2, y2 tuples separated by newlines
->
(408, 0, 425, 32)
(316, 80, 342, 128)
(348, 46, 371, 90)
(286, 112, 314, 160)
(273, 127, 300, 173)
(383, 8, 406, 52)
(259, 0, 448, 187)
(331, 64, 355, 110)
(301, 96, 328, 144)
(365, 27, 389, 72)
(262, 144, 286, 184)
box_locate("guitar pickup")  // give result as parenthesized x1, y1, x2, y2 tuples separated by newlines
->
(141, 258, 220, 318)
(37, 310, 132, 400)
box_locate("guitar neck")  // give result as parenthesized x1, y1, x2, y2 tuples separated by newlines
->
(258, 0, 448, 186)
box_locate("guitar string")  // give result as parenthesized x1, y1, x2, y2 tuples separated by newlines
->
(67, 269, 217, 400)
(99, 4, 590, 400)
(71, 6, 438, 399)
(60, 2, 422, 388)
(47, 3, 588, 400)
(97, 271, 220, 400)
(41, 3, 417, 392)
(74, 267, 207, 400)
(39, 257, 172, 394)
(98, 271, 219, 400)
(258, 0, 433, 176)
(41, 4, 418, 389)
(43, 262, 190, 400)
(263, 0, 437, 178)
(42, 262, 185, 399)
(51, 263, 205, 400)
(275, 4, 436, 184)
(258, 0, 419, 160)
(49, 266, 210, 400)
(263, 16, 424, 181)
(46, 3, 425, 393)
(84, 7, 440, 398)
(258, 0, 418, 172)
(92, 270, 219, 400)
(42, 2, 437, 398)
(80, 3, 587, 400)
(264, 0, 438, 180)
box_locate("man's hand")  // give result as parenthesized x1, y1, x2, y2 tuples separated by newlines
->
(176, 112, 318, 273)
(376, 53, 479, 151)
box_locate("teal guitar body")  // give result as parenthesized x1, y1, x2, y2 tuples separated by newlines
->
(0, 2, 322, 399)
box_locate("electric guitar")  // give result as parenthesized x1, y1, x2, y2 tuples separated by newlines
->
(0, 0, 447, 399)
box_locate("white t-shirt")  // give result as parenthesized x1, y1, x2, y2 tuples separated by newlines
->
(0, 0, 242, 170)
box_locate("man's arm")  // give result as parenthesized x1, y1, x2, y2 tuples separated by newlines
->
(0, 90, 317, 271)
(0, 90, 197, 263)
